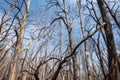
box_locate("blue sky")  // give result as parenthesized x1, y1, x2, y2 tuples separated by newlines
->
(0, 0, 120, 58)
(0, 0, 120, 73)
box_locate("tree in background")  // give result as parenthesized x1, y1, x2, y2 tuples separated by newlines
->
(0, 0, 120, 80)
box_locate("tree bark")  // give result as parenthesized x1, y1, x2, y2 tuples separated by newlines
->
(97, 0, 117, 80)
(77, 0, 91, 79)
(9, 0, 31, 80)
(62, 0, 80, 79)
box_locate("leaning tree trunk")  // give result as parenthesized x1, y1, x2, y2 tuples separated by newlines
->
(97, 0, 117, 80)
(9, 0, 31, 80)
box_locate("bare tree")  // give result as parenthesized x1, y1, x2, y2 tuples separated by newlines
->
(77, 0, 92, 80)
(0, 0, 120, 80)
(97, 0, 117, 80)
(8, 0, 31, 80)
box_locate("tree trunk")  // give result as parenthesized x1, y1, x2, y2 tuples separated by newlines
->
(77, 0, 91, 79)
(9, 0, 31, 80)
(97, 0, 117, 80)
(63, 0, 80, 79)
